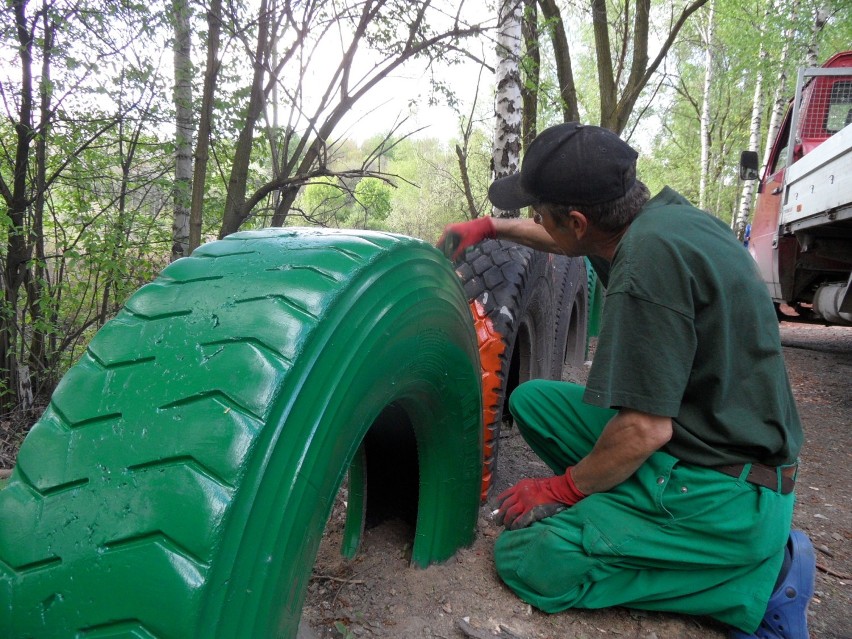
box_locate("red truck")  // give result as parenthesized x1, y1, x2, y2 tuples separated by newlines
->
(741, 51, 852, 325)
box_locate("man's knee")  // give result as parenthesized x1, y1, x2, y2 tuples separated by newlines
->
(507, 379, 544, 423)
(508, 380, 585, 432)
(494, 522, 590, 611)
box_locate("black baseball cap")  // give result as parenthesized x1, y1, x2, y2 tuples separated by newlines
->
(488, 122, 639, 209)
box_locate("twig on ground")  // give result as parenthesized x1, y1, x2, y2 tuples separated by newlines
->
(817, 562, 851, 580)
(457, 617, 526, 639)
(309, 574, 364, 585)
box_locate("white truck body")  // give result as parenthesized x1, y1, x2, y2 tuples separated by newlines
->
(744, 52, 852, 325)
(781, 120, 852, 232)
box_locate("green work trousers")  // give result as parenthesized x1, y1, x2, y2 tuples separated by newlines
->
(494, 380, 795, 633)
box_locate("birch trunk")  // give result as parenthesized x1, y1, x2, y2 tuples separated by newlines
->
(492, 0, 523, 218)
(761, 4, 797, 173)
(760, 0, 800, 175)
(805, 8, 829, 67)
(698, 0, 715, 211)
(734, 47, 766, 239)
(171, 0, 193, 261)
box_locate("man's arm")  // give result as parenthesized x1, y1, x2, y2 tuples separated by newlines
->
(437, 216, 563, 259)
(572, 409, 673, 494)
(496, 408, 672, 530)
(490, 217, 563, 253)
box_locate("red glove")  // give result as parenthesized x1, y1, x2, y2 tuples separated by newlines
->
(496, 467, 586, 530)
(436, 217, 496, 260)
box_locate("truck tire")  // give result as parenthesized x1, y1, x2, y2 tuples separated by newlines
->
(550, 254, 588, 378)
(0, 229, 483, 639)
(453, 239, 587, 499)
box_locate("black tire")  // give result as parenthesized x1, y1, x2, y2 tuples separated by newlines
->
(454, 239, 587, 499)
(0, 228, 483, 638)
(550, 254, 589, 378)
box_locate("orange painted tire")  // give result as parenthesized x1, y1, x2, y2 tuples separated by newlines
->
(454, 239, 587, 500)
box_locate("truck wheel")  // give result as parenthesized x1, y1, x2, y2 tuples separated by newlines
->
(454, 239, 586, 499)
(0, 229, 483, 639)
(550, 255, 588, 378)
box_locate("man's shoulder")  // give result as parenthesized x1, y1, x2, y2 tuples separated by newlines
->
(644, 186, 699, 213)
(636, 187, 727, 234)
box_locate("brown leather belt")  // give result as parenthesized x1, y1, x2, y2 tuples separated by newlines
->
(714, 463, 797, 494)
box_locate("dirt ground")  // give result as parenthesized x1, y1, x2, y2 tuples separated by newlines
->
(300, 322, 852, 639)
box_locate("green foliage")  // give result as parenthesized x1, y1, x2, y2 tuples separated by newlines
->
(285, 128, 492, 243)
(293, 175, 392, 231)
(353, 178, 392, 227)
(0, 0, 175, 405)
(381, 133, 491, 242)
(0, 0, 849, 410)
(634, 0, 852, 220)
(296, 177, 352, 226)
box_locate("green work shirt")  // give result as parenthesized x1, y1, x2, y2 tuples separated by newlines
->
(584, 187, 802, 466)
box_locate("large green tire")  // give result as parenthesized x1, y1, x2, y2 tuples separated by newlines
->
(0, 229, 483, 638)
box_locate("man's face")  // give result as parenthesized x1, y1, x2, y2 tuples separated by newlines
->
(532, 203, 584, 256)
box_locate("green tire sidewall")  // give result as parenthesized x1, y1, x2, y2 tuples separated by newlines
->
(204, 237, 483, 637)
(0, 229, 482, 639)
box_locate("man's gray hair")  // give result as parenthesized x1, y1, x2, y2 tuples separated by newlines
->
(549, 168, 650, 232)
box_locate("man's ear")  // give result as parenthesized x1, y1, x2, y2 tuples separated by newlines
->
(567, 210, 588, 239)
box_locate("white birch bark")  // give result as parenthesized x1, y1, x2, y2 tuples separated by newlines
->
(492, 0, 524, 218)
(761, 3, 797, 173)
(171, 0, 193, 262)
(698, 0, 715, 211)
(734, 46, 766, 238)
(806, 7, 829, 67)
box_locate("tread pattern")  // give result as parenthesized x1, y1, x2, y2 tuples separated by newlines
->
(453, 239, 587, 498)
(550, 255, 588, 374)
(0, 228, 482, 638)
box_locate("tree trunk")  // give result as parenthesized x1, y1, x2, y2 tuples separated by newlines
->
(521, 0, 539, 151)
(542, 0, 707, 134)
(735, 54, 765, 239)
(99, 108, 143, 326)
(698, 0, 715, 211)
(26, 13, 56, 402)
(537, 0, 579, 123)
(189, 0, 221, 252)
(171, 0, 193, 261)
(455, 142, 479, 220)
(591, 0, 618, 129)
(734, 0, 777, 239)
(805, 7, 829, 67)
(0, 0, 37, 410)
(762, 2, 797, 173)
(218, 0, 271, 238)
(219, 0, 482, 229)
(492, 0, 524, 218)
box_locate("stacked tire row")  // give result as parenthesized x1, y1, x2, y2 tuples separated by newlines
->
(454, 239, 588, 500)
(0, 229, 484, 638)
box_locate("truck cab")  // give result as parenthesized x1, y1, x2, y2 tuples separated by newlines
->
(744, 51, 852, 324)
